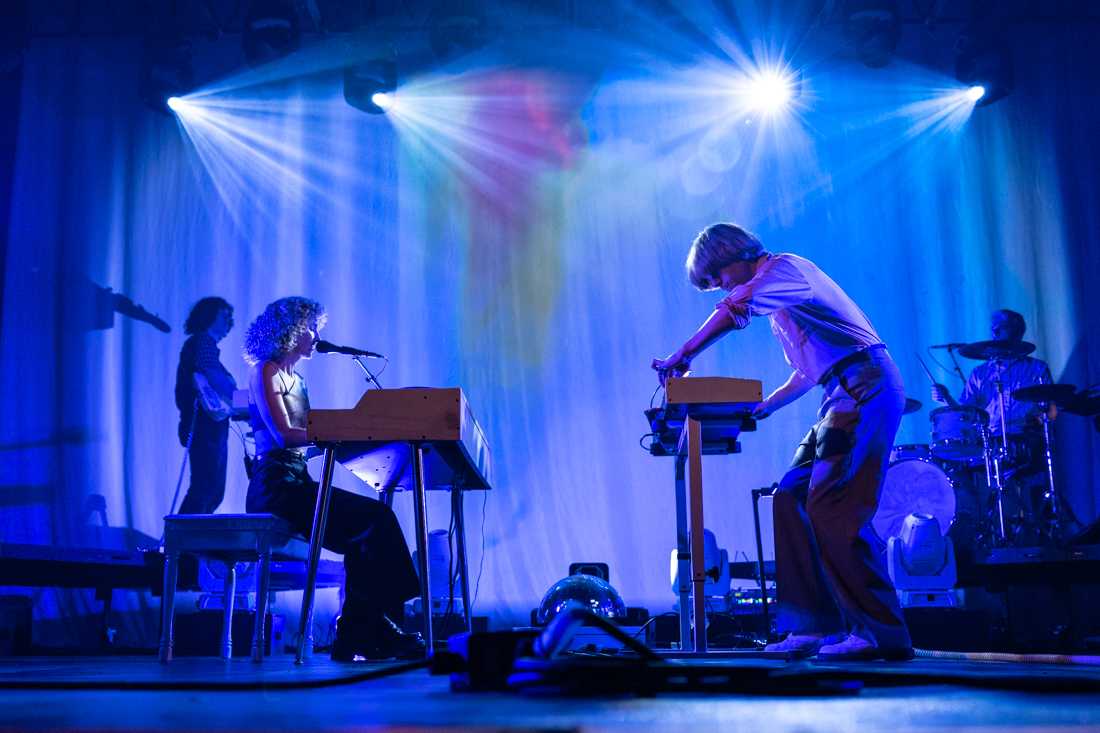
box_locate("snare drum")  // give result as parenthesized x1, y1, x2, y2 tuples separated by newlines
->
(890, 444, 930, 462)
(873, 458, 956, 543)
(930, 406, 988, 464)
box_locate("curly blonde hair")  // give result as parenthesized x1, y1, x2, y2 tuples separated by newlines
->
(243, 297, 327, 365)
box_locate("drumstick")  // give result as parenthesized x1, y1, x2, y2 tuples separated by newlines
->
(915, 353, 939, 385)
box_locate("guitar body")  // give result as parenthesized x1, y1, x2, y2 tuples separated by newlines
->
(193, 372, 231, 422)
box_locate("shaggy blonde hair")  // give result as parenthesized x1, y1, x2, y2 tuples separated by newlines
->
(685, 223, 767, 290)
(243, 297, 327, 365)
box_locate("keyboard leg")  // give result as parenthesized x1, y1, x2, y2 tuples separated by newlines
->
(412, 442, 433, 657)
(453, 488, 473, 633)
(687, 416, 708, 654)
(673, 454, 692, 651)
(296, 445, 338, 665)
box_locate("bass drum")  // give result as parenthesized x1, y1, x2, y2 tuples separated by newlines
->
(873, 458, 956, 543)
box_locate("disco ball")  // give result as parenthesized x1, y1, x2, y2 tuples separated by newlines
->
(536, 574, 626, 625)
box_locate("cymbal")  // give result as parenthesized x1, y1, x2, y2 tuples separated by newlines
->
(1013, 384, 1078, 404)
(957, 339, 1036, 361)
(903, 397, 922, 415)
(1013, 384, 1100, 416)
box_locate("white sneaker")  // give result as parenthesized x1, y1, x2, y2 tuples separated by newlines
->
(764, 634, 829, 658)
(816, 633, 914, 661)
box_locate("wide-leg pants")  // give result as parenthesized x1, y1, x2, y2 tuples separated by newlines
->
(246, 449, 421, 624)
(772, 349, 911, 649)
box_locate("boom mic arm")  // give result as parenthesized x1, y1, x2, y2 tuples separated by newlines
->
(315, 340, 384, 359)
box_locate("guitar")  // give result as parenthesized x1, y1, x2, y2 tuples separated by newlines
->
(193, 372, 232, 422)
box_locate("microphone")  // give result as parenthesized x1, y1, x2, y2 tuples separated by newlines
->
(930, 342, 967, 349)
(315, 340, 384, 359)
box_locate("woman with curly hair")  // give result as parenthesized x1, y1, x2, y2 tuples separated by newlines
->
(244, 296, 422, 661)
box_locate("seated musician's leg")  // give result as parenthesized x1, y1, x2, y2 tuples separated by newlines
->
(772, 428, 844, 643)
(808, 359, 911, 658)
(245, 451, 422, 659)
(321, 488, 422, 660)
(322, 488, 420, 623)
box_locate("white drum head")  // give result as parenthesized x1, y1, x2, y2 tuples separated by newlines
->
(873, 459, 956, 542)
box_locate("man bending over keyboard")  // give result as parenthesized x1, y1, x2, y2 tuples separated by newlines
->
(652, 223, 912, 661)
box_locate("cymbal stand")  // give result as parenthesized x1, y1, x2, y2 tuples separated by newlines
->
(1038, 407, 1061, 539)
(989, 368, 1012, 544)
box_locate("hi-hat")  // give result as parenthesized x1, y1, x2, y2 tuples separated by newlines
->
(957, 339, 1036, 361)
(903, 397, 922, 415)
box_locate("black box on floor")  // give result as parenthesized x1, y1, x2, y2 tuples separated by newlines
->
(0, 596, 32, 655)
(903, 607, 997, 651)
(653, 611, 769, 649)
(172, 611, 276, 657)
(403, 614, 489, 639)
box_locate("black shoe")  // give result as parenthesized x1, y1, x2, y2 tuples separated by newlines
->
(330, 615, 425, 662)
(331, 616, 373, 662)
(371, 615, 425, 660)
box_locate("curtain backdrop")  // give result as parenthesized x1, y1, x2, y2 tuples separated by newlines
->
(2, 19, 1097, 647)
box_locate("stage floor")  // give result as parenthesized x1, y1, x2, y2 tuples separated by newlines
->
(1, 655, 1099, 732)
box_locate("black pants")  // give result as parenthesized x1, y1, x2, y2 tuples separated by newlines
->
(246, 450, 420, 624)
(179, 413, 229, 515)
(772, 349, 911, 650)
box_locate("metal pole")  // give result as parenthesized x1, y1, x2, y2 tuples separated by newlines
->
(453, 487, 473, 633)
(411, 443, 434, 656)
(992, 372, 1010, 543)
(686, 415, 707, 654)
(673, 453, 691, 651)
(751, 486, 773, 637)
(1041, 411, 1060, 533)
(295, 445, 338, 664)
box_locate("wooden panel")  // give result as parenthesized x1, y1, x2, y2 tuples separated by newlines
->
(307, 388, 463, 442)
(666, 376, 762, 405)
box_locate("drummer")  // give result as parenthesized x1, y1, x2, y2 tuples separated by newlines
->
(930, 309, 1054, 437)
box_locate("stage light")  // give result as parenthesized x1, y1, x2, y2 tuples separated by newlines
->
(746, 70, 795, 113)
(536, 573, 626, 625)
(844, 0, 902, 68)
(954, 26, 1014, 107)
(166, 96, 183, 112)
(966, 85, 985, 103)
(139, 35, 194, 116)
(371, 92, 394, 110)
(242, 0, 301, 66)
(887, 513, 958, 608)
(344, 60, 397, 115)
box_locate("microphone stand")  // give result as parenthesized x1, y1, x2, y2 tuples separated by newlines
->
(946, 345, 968, 384)
(353, 355, 384, 390)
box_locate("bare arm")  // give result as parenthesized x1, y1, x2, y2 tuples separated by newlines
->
(249, 362, 310, 448)
(651, 309, 739, 378)
(754, 369, 816, 419)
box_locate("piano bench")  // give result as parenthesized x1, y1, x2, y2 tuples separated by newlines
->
(158, 513, 301, 664)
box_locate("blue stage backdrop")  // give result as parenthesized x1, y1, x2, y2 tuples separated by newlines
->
(2, 11, 1098, 646)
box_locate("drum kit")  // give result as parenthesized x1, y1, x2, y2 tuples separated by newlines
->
(874, 339, 1098, 553)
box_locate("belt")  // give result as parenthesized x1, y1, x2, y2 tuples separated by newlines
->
(818, 344, 887, 385)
